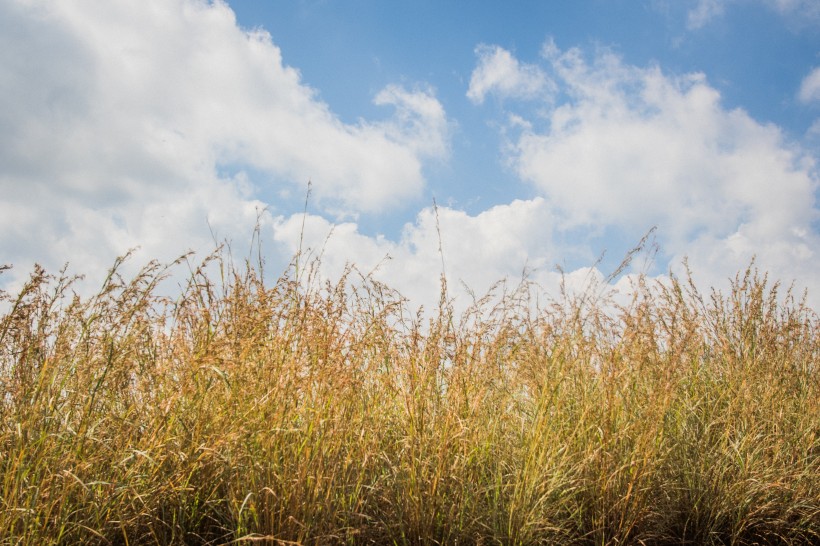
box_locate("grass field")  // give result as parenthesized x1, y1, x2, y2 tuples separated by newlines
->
(1, 249, 818, 545)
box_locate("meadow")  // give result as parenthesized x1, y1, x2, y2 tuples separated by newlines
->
(1, 246, 818, 545)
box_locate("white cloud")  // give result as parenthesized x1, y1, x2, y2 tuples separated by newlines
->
(268, 197, 665, 317)
(767, 0, 820, 18)
(799, 67, 820, 103)
(507, 43, 819, 302)
(687, 0, 727, 29)
(374, 84, 451, 159)
(757, 0, 820, 26)
(654, 0, 820, 30)
(0, 0, 449, 294)
(467, 44, 553, 105)
(270, 198, 560, 314)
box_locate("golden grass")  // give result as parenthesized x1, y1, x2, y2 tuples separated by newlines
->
(0, 250, 818, 545)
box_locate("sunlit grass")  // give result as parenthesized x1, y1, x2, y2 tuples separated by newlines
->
(1, 248, 817, 545)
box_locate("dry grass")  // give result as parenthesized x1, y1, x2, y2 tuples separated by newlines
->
(0, 249, 818, 545)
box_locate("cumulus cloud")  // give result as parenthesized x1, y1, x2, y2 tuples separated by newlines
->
(502, 42, 819, 300)
(288, 40, 820, 309)
(0, 0, 449, 293)
(374, 84, 451, 159)
(467, 44, 553, 104)
(270, 198, 560, 313)
(799, 67, 820, 103)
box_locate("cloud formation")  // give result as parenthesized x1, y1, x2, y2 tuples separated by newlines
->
(1, 0, 818, 315)
(467, 44, 553, 104)
(799, 67, 820, 103)
(512, 43, 818, 295)
(687, 0, 726, 29)
(678, 0, 820, 29)
(270, 198, 559, 313)
(0, 0, 449, 291)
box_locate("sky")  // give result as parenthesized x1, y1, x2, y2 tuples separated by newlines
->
(2, 0, 820, 312)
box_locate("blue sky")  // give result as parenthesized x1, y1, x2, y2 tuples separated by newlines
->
(2, 0, 820, 310)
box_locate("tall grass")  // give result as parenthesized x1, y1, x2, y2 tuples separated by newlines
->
(0, 250, 817, 545)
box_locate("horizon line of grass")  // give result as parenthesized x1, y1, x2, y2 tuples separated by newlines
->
(0, 248, 818, 545)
